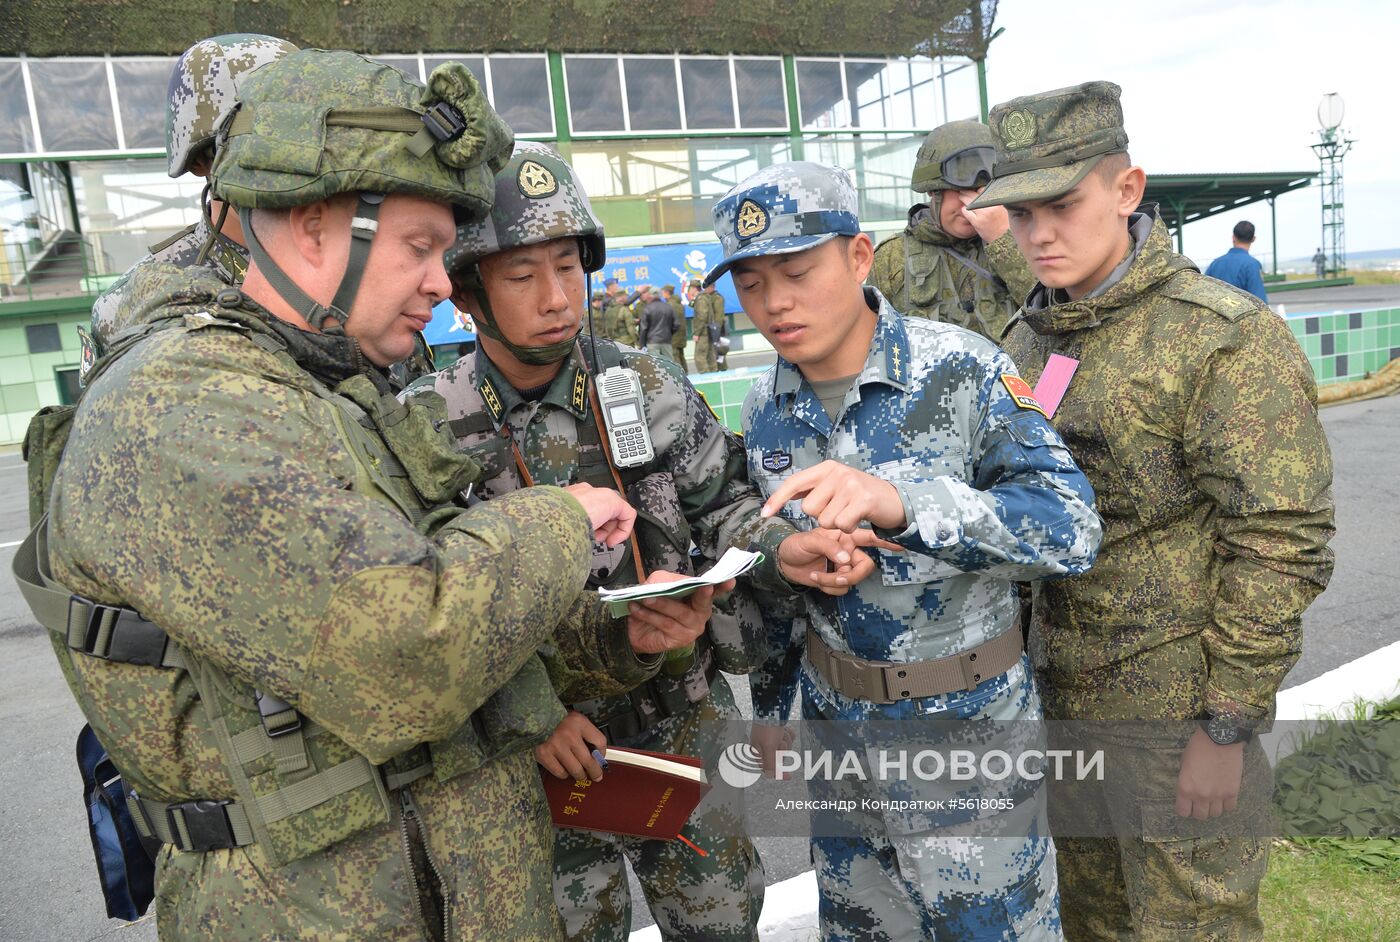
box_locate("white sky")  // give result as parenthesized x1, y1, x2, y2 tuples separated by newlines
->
(983, 0, 1399, 267)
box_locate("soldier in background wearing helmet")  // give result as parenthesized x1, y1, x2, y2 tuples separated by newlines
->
(89, 34, 436, 391)
(690, 278, 726, 373)
(974, 81, 1335, 939)
(87, 34, 297, 371)
(406, 142, 881, 942)
(867, 119, 1035, 341)
(36, 51, 706, 941)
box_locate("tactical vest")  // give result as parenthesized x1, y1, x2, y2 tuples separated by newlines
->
(439, 338, 760, 741)
(902, 234, 1016, 341)
(15, 296, 562, 869)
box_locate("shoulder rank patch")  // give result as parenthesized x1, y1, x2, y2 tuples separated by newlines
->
(517, 159, 558, 199)
(696, 389, 722, 425)
(761, 450, 792, 473)
(478, 376, 505, 424)
(77, 326, 96, 386)
(1000, 374, 1048, 418)
(736, 199, 770, 240)
(570, 367, 588, 415)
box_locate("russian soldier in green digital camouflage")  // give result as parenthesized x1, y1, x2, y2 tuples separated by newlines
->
(867, 119, 1035, 341)
(972, 81, 1337, 940)
(90, 34, 436, 391)
(32, 50, 708, 941)
(409, 141, 881, 942)
(690, 278, 726, 374)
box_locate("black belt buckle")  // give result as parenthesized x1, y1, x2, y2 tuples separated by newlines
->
(167, 799, 237, 851)
(255, 691, 303, 738)
(70, 595, 168, 666)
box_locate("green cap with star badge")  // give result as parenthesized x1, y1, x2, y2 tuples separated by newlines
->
(967, 80, 1128, 209)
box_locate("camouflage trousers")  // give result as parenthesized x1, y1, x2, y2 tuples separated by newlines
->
(1040, 636, 1271, 941)
(645, 343, 677, 363)
(553, 677, 764, 942)
(800, 655, 1064, 942)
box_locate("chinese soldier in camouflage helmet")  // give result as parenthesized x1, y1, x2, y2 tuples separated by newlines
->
(87, 34, 297, 372)
(867, 119, 1035, 341)
(690, 277, 726, 373)
(714, 160, 1103, 941)
(33, 49, 705, 941)
(409, 142, 877, 942)
(972, 81, 1336, 940)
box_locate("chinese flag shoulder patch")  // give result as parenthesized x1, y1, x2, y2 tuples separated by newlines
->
(1000, 374, 1048, 418)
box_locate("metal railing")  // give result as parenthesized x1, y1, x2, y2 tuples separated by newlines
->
(0, 232, 114, 303)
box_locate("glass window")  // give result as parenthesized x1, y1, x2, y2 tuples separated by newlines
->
(0, 61, 36, 154)
(565, 57, 625, 133)
(112, 59, 175, 149)
(622, 58, 681, 132)
(733, 59, 786, 129)
(489, 57, 553, 135)
(423, 56, 486, 87)
(29, 60, 119, 151)
(56, 367, 82, 406)
(26, 323, 62, 353)
(72, 158, 204, 275)
(845, 60, 888, 129)
(679, 58, 734, 130)
(795, 59, 846, 129)
(373, 55, 424, 81)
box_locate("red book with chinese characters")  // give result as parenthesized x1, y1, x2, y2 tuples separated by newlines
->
(540, 747, 711, 840)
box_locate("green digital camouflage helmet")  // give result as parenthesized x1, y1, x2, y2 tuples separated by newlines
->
(910, 120, 997, 193)
(165, 34, 300, 178)
(210, 49, 515, 332)
(447, 141, 606, 364)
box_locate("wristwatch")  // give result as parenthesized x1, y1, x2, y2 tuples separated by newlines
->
(1200, 711, 1253, 746)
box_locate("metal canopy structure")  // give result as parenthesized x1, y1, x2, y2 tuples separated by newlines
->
(1147, 170, 1317, 272)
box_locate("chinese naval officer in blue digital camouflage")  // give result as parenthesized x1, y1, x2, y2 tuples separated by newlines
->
(405, 143, 882, 942)
(708, 161, 1104, 941)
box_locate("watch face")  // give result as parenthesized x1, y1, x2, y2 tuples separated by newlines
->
(1206, 713, 1240, 745)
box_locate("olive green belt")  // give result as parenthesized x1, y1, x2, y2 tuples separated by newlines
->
(805, 626, 1023, 703)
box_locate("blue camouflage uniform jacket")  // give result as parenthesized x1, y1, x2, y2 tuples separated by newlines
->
(746, 290, 1103, 723)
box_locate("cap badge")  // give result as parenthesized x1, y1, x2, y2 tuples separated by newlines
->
(1002, 109, 1037, 149)
(517, 160, 558, 198)
(736, 199, 770, 240)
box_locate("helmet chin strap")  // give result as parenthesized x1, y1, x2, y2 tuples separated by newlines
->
(461, 264, 580, 366)
(238, 193, 385, 335)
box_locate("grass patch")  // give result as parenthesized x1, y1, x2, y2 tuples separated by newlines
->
(1261, 839, 1400, 940)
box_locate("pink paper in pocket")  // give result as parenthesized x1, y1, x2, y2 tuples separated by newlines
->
(1032, 354, 1079, 420)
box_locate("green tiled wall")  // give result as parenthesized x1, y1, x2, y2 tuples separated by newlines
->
(0, 311, 86, 445)
(691, 366, 769, 433)
(1286, 307, 1400, 386)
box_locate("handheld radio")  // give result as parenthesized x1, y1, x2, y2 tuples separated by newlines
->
(596, 366, 654, 467)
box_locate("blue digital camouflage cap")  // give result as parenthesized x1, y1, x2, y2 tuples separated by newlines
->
(704, 161, 860, 286)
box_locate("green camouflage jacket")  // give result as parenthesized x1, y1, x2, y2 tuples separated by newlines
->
(868, 205, 1034, 342)
(46, 264, 654, 940)
(1001, 210, 1335, 720)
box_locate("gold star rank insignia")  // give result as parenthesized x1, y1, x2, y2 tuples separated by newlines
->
(735, 199, 770, 239)
(570, 368, 588, 415)
(517, 160, 558, 198)
(478, 377, 505, 422)
(888, 342, 904, 383)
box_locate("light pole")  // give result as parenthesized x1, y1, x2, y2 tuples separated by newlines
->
(1311, 92, 1354, 279)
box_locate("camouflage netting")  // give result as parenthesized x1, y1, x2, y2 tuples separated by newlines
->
(0, 1, 997, 59)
